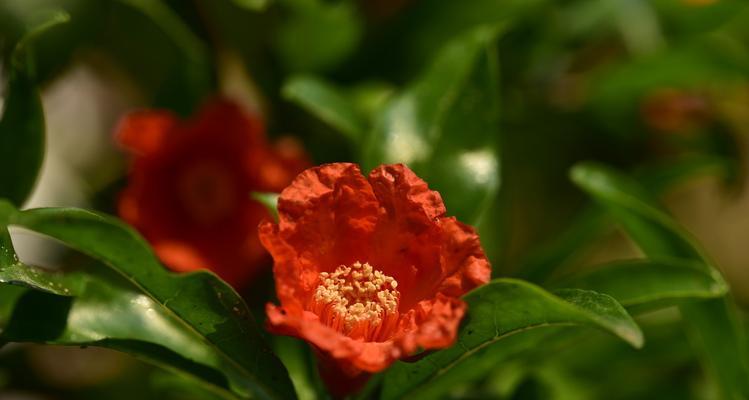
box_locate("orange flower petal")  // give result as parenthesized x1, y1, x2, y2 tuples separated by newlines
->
(115, 110, 177, 155)
(394, 294, 467, 355)
(437, 217, 492, 297)
(152, 240, 209, 273)
(367, 164, 449, 309)
(265, 163, 380, 299)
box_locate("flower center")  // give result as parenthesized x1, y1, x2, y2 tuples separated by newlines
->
(177, 161, 238, 225)
(312, 262, 400, 340)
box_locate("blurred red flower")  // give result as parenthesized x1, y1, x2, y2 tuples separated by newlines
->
(641, 88, 710, 133)
(116, 99, 308, 288)
(260, 163, 490, 396)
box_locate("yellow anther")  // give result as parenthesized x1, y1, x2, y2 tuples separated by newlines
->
(313, 262, 400, 333)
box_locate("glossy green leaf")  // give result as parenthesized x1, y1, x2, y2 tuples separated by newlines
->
(380, 279, 642, 400)
(363, 26, 502, 225)
(282, 75, 366, 142)
(0, 201, 296, 400)
(0, 12, 68, 207)
(400, 329, 572, 400)
(0, 263, 238, 399)
(555, 259, 728, 310)
(570, 162, 749, 400)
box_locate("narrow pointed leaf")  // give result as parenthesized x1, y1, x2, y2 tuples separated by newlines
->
(571, 162, 749, 400)
(555, 259, 728, 310)
(282, 75, 366, 142)
(0, 12, 69, 206)
(518, 155, 735, 282)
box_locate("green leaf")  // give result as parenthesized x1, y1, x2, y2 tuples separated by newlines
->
(270, 336, 322, 400)
(282, 75, 366, 142)
(533, 318, 698, 400)
(652, 0, 748, 35)
(8, 10, 71, 78)
(634, 155, 736, 192)
(150, 368, 238, 400)
(251, 192, 279, 220)
(570, 163, 704, 261)
(518, 155, 734, 283)
(0, 12, 68, 207)
(380, 279, 642, 400)
(0, 264, 239, 398)
(363, 26, 502, 225)
(554, 259, 728, 310)
(0, 65, 44, 206)
(231, 0, 273, 12)
(115, 0, 204, 65)
(275, 0, 362, 73)
(100, 0, 213, 115)
(0, 202, 296, 400)
(385, 328, 567, 400)
(346, 82, 395, 125)
(516, 206, 608, 283)
(570, 162, 749, 400)
(0, 284, 26, 332)
(363, 0, 547, 77)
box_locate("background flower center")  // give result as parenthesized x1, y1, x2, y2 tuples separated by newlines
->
(177, 161, 238, 225)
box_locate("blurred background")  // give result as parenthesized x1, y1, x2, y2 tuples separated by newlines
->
(1, 0, 749, 399)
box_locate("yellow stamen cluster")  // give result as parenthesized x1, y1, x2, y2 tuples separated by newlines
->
(314, 262, 399, 332)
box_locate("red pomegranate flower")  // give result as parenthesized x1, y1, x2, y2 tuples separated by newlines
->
(260, 163, 491, 396)
(640, 88, 710, 133)
(116, 99, 308, 288)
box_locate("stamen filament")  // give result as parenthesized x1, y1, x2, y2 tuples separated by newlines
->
(312, 262, 399, 340)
